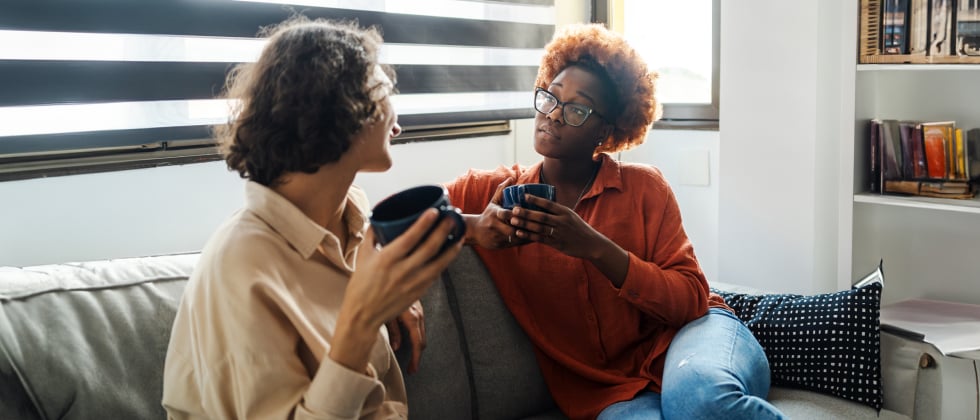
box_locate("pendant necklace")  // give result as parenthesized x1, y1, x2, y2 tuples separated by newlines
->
(540, 162, 600, 209)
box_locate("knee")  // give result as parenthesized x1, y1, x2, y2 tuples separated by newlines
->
(661, 359, 781, 420)
(661, 356, 751, 417)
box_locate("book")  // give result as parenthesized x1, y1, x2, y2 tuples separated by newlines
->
(929, 0, 955, 56)
(910, 123, 928, 178)
(881, 119, 904, 179)
(921, 121, 955, 179)
(954, 128, 965, 179)
(956, 0, 980, 56)
(883, 0, 911, 53)
(899, 121, 918, 178)
(884, 179, 975, 199)
(870, 119, 882, 193)
(968, 128, 980, 180)
(908, 0, 930, 55)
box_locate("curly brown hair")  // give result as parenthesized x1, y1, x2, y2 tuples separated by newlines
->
(535, 24, 661, 154)
(217, 17, 394, 186)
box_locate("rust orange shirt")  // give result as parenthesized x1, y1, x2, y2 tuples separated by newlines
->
(445, 153, 731, 420)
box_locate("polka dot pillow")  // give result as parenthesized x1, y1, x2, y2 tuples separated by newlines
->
(710, 281, 883, 411)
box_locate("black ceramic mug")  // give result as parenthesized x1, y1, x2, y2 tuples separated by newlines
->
(370, 185, 466, 253)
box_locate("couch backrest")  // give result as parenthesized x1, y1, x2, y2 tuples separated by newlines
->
(0, 254, 196, 420)
(397, 245, 560, 420)
(0, 247, 559, 420)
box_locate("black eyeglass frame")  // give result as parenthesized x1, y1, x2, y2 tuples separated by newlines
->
(533, 87, 608, 127)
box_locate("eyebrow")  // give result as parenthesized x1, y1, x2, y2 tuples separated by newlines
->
(548, 82, 597, 106)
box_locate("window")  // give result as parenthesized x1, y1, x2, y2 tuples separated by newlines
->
(0, 0, 555, 181)
(596, 0, 719, 129)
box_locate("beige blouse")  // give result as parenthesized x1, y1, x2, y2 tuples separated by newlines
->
(163, 181, 407, 419)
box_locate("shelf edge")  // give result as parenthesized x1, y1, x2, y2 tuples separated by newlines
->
(853, 193, 980, 214)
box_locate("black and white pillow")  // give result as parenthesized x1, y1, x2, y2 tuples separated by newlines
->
(711, 281, 883, 411)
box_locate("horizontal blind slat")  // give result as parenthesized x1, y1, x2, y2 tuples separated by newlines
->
(0, 109, 537, 156)
(0, 1, 553, 49)
(0, 61, 540, 106)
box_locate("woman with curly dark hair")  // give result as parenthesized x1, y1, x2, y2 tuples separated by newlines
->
(163, 18, 462, 419)
(446, 24, 785, 420)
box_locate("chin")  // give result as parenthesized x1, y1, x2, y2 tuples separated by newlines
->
(362, 157, 393, 173)
(532, 135, 552, 157)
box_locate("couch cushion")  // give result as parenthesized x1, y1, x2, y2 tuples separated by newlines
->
(767, 387, 908, 420)
(0, 254, 195, 420)
(443, 246, 560, 420)
(395, 272, 473, 419)
(710, 281, 884, 411)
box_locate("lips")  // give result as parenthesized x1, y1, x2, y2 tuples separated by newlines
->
(537, 125, 560, 140)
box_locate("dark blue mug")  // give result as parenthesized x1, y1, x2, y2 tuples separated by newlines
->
(370, 185, 466, 253)
(501, 183, 556, 211)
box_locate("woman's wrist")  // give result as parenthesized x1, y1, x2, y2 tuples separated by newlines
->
(589, 235, 630, 287)
(462, 214, 480, 245)
(329, 309, 379, 374)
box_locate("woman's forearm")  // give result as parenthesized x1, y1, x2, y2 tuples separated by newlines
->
(587, 235, 630, 288)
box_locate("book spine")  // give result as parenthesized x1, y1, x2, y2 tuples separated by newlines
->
(955, 128, 965, 179)
(884, 0, 912, 53)
(871, 120, 882, 193)
(945, 124, 956, 179)
(909, 0, 930, 55)
(900, 121, 916, 177)
(912, 124, 927, 178)
(968, 129, 980, 180)
(923, 125, 947, 179)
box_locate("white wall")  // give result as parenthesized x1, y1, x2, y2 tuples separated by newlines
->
(0, 120, 722, 279)
(0, 162, 244, 266)
(718, 1, 849, 294)
(0, 132, 519, 267)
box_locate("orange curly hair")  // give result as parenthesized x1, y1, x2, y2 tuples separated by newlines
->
(535, 23, 661, 154)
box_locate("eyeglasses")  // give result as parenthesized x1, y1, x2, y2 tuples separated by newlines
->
(533, 87, 607, 127)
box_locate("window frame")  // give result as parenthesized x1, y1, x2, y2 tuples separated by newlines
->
(593, 0, 720, 130)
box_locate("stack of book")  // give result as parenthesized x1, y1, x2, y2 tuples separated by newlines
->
(860, 0, 980, 63)
(869, 119, 980, 199)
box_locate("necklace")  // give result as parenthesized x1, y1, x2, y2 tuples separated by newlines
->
(540, 161, 600, 209)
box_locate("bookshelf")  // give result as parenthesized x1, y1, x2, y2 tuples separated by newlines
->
(854, 193, 980, 214)
(848, 12, 980, 305)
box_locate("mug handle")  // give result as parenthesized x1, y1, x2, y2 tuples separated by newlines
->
(440, 206, 467, 245)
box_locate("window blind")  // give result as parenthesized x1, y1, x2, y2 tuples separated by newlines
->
(0, 0, 555, 174)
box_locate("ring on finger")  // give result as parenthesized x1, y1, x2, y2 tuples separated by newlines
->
(508, 235, 512, 243)
(549, 227, 555, 237)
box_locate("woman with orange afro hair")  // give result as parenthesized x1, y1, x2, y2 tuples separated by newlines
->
(445, 24, 785, 419)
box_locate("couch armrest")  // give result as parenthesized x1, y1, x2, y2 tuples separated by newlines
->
(879, 330, 980, 420)
(880, 331, 931, 418)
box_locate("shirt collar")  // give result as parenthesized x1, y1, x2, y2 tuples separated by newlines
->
(244, 182, 368, 268)
(522, 153, 624, 201)
(584, 153, 624, 200)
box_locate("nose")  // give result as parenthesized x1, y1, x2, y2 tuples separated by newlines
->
(390, 121, 402, 138)
(546, 104, 565, 125)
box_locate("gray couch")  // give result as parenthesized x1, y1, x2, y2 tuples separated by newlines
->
(0, 246, 942, 419)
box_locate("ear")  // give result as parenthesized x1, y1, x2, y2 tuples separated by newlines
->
(597, 123, 614, 143)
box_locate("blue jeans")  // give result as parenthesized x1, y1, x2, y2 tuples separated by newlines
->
(597, 308, 786, 420)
